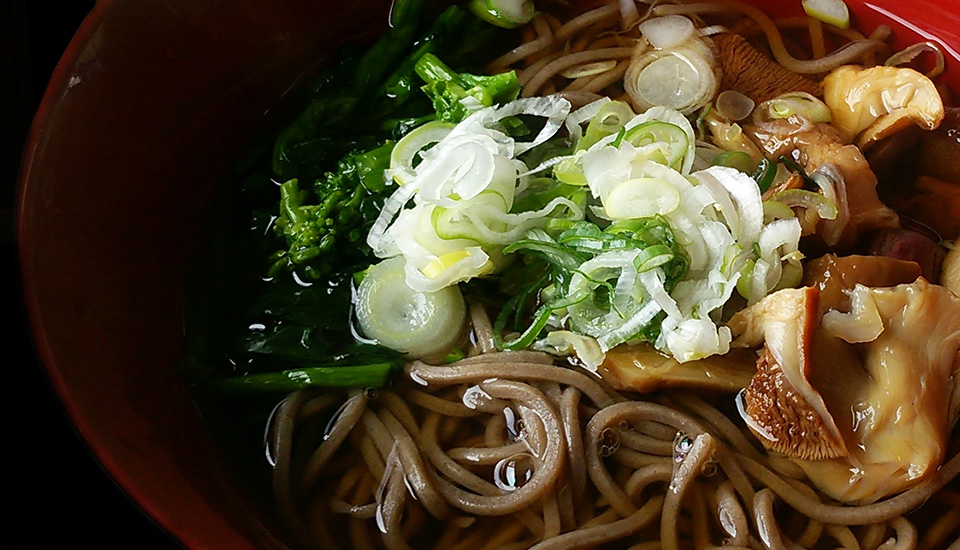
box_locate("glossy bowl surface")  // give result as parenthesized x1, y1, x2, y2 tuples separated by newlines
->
(17, 0, 960, 548)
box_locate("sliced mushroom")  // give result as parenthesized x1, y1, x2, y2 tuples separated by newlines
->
(942, 238, 960, 297)
(745, 117, 899, 250)
(792, 279, 960, 503)
(599, 343, 756, 393)
(729, 286, 849, 460)
(730, 275, 960, 503)
(802, 253, 921, 312)
(713, 33, 821, 104)
(823, 65, 945, 150)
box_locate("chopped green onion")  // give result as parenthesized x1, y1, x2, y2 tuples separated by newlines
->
(623, 121, 689, 169)
(758, 92, 832, 123)
(611, 126, 627, 148)
(579, 101, 635, 151)
(495, 289, 590, 351)
(712, 151, 758, 174)
(771, 189, 838, 220)
(604, 177, 682, 219)
(762, 200, 796, 223)
(389, 120, 455, 185)
(753, 158, 777, 193)
(633, 245, 675, 273)
(553, 154, 588, 186)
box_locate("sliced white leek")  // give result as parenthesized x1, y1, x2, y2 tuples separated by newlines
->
(638, 16, 696, 50)
(604, 177, 681, 219)
(355, 257, 467, 358)
(389, 121, 456, 185)
(624, 38, 719, 115)
(802, 0, 850, 30)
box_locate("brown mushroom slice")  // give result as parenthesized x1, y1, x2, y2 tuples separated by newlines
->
(802, 254, 922, 313)
(713, 33, 822, 104)
(792, 279, 960, 503)
(943, 238, 960, 297)
(745, 118, 899, 250)
(729, 286, 849, 460)
(599, 343, 756, 394)
(823, 65, 945, 150)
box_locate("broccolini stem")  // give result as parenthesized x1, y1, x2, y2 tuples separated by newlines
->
(211, 364, 394, 393)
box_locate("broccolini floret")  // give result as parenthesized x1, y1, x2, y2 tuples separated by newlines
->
(270, 142, 394, 280)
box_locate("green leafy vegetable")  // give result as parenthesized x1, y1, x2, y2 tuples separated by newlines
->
(415, 53, 521, 122)
(184, 3, 526, 394)
(495, 217, 688, 349)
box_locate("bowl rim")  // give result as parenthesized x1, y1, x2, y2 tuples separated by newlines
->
(15, 0, 960, 548)
(16, 0, 183, 545)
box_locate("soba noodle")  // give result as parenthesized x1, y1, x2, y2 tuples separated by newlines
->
(246, 1, 960, 548)
(266, 306, 960, 549)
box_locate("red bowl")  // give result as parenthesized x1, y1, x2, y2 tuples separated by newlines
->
(16, 0, 960, 548)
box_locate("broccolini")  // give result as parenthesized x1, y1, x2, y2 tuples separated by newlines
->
(270, 142, 394, 279)
(415, 53, 521, 123)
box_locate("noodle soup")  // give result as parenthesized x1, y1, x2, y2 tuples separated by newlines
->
(182, 1, 960, 548)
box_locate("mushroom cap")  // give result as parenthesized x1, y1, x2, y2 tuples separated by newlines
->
(823, 65, 945, 150)
(732, 275, 960, 504)
(942, 238, 960, 297)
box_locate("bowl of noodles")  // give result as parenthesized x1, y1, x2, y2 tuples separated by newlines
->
(18, 0, 960, 548)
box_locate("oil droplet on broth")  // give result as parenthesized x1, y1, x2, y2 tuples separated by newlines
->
(493, 453, 536, 492)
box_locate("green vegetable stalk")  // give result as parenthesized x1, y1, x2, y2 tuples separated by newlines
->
(415, 53, 520, 122)
(469, 0, 536, 29)
(211, 364, 395, 394)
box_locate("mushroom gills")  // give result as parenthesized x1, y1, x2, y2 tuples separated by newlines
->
(730, 286, 849, 460)
(731, 268, 960, 503)
(793, 279, 960, 503)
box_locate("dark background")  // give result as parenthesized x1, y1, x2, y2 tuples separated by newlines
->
(3, 1, 180, 548)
